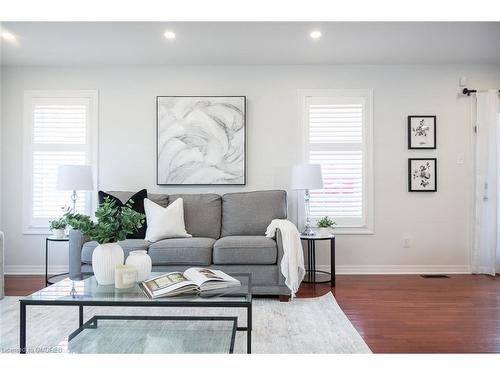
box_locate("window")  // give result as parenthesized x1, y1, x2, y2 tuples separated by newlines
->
(299, 89, 373, 233)
(23, 90, 98, 233)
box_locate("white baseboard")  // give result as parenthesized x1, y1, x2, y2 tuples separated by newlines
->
(4, 265, 68, 275)
(316, 264, 471, 274)
(5, 264, 471, 275)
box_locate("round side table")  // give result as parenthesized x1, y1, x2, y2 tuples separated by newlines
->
(301, 233, 336, 287)
(45, 236, 70, 286)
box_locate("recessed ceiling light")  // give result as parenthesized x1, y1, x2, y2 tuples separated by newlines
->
(1, 30, 17, 44)
(163, 31, 176, 40)
(310, 30, 322, 40)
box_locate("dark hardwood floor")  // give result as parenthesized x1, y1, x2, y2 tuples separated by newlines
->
(4, 275, 46, 296)
(297, 274, 500, 353)
(4, 274, 500, 353)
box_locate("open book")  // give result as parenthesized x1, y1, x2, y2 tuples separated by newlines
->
(140, 268, 241, 299)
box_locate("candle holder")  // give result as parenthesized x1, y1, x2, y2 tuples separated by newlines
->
(114, 264, 137, 289)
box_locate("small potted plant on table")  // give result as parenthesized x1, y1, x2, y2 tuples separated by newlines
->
(63, 197, 145, 285)
(49, 218, 67, 238)
(316, 216, 336, 235)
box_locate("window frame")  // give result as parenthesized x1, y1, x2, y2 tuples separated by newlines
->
(298, 89, 374, 234)
(22, 90, 99, 234)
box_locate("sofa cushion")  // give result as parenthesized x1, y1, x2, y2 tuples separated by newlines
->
(221, 190, 287, 236)
(144, 198, 191, 242)
(81, 239, 150, 264)
(148, 237, 215, 266)
(99, 189, 148, 239)
(169, 193, 221, 239)
(106, 191, 168, 208)
(213, 236, 277, 265)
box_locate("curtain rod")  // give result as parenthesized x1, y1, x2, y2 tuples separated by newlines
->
(462, 88, 500, 96)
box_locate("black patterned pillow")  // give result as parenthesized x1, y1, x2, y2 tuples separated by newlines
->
(98, 189, 148, 239)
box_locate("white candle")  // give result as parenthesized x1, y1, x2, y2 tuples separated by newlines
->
(115, 264, 137, 289)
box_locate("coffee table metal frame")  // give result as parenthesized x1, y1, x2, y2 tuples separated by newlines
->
(68, 315, 238, 354)
(20, 273, 252, 354)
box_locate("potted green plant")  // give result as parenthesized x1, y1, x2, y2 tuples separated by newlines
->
(64, 197, 145, 285)
(49, 218, 67, 238)
(316, 216, 336, 235)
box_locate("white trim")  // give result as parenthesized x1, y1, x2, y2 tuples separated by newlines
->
(316, 264, 471, 275)
(22, 90, 99, 234)
(330, 227, 374, 235)
(468, 97, 477, 275)
(5, 265, 68, 275)
(297, 89, 374, 233)
(4, 264, 472, 275)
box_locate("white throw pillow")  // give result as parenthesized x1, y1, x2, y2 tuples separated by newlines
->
(144, 198, 191, 242)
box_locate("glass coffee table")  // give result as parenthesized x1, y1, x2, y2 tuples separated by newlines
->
(19, 273, 252, 354)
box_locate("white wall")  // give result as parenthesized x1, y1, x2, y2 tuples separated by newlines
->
(0, 41, 3, 234)
(2, 64, 500, 274)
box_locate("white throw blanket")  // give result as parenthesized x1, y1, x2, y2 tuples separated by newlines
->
(265, 219, 305, 298)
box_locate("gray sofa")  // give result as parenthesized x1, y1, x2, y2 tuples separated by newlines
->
(69, 190, 290, 296)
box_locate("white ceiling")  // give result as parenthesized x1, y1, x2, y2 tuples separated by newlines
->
(2, 22, 500, 66)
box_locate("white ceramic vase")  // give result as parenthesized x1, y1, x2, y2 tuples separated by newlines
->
(51, 228, 65, 238)
(316, 227, 333, 236)
(125, 250, 152, 282)
(92, 242, 124, 285)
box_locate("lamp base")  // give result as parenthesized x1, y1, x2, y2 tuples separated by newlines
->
(71, 190, 78, 213)
(301, 225, 315, 237)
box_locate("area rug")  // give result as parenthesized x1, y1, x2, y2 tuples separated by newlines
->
(0, 293, 371, 354)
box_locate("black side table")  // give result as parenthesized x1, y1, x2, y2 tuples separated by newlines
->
(301, 233, 336, 287)
(45, 236, 69, 286)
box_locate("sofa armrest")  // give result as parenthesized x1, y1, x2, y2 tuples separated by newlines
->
(275, 228, 286, 288)
(69, 229, 88, 278)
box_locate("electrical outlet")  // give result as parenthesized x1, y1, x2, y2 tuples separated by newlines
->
(403, 237, 411, 248)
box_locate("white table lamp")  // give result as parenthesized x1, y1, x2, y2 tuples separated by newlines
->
(56, 165, 94, 212)
(291, 164, 323, 236)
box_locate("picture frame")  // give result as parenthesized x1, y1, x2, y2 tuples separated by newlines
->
(408, 158, 437, 192)
(156, 96, 246, 185)
(408, 115, 436, 149)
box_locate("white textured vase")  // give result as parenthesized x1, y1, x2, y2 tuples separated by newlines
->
(316, 228, 334, 236)
(51, 228, 65, 238)
(125, 250, 152, 282)
(92, 242, 124, 285)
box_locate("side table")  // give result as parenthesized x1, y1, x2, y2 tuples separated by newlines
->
(301, 233, 335, 287)
(45, 236, 69, 286)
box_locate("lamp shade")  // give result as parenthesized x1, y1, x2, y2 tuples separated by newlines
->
(56, 165, 94, 191)
(291, 164, 323, 190)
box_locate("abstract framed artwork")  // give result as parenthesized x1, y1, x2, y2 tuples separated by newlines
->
(156, 96, 246, 185)
(408, 158, 437, 192)
(408, 115, 436, 149)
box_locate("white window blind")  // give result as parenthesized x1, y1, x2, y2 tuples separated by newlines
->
(34, 104, 87, 144)
(32, 151, 86, 218)
(300, 90, 373, 232)
(23, 91, 98, 233)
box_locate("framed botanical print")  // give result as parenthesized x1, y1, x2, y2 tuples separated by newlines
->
(408, 115, 436, 149)
(156, 96, 246, 185)
(408, 158, 437, 192)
